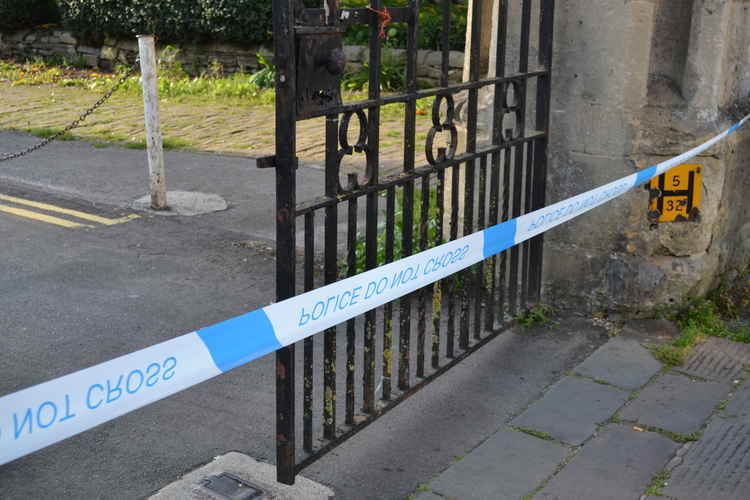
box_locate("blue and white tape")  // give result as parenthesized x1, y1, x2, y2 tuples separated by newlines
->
(1, 115, 748, 466)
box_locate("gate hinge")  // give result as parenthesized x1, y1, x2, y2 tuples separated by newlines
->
(257, 155, 299, 170)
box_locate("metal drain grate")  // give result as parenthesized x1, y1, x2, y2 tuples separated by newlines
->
(200, 473, 265, 500)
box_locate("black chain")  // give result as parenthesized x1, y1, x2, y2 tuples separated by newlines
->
(0, 60, 140, 163)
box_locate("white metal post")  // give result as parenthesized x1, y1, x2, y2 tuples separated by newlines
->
(137, 35, 167, 210)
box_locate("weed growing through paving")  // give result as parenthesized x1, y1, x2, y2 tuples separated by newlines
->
(649, 295, 750, 366)
(612, 416, 702, 443)
(651, 344, 689, 366)
(508, 425, 554, 441)
(516, 303, 557, 328)
(644, 469, 671, 496)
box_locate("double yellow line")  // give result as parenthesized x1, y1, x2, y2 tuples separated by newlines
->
(0, 194, 139, 229)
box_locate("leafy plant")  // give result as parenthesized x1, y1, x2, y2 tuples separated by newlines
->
(248, 52, 275, 89)
(157, 45, 188, 80)
(342, 51, 405, 92)
(341, 187, 441, 276)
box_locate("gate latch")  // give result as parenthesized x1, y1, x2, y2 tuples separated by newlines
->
(296, 27, 346, 119)
(256, 155, 298, 170)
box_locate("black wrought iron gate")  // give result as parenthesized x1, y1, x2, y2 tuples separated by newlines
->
(272, 0, 554, 484)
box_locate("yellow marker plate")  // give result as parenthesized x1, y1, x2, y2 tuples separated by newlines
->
(649, 164, 702, 223)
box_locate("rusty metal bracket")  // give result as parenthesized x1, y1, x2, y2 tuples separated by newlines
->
(295, 27, 346, 120)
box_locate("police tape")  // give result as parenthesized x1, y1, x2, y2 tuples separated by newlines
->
(1, 114, 748, 466)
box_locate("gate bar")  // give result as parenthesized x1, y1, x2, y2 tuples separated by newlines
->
(274, 0, 298, 486)
(528, 0, 556, 303)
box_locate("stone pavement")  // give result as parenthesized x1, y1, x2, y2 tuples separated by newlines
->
(413, 325, 750, 500)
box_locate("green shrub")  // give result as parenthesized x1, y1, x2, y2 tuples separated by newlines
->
(341, 186, 441, 276)
(200, 0, 272, 45)
(341, 0, 468, 51)
(58, 0, 272, 46)
(0, 0, 61, 32)
(342, 50, 405, 91)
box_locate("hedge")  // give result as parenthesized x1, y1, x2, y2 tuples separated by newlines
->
(1, 1, 466, 52)
(0, 0, 61, 32)
(58, 0, 273, 46)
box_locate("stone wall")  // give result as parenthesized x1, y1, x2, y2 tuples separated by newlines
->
(0, 28, 465, 87)
(343, 45, 464, 87)
(462, 0, 750, 314)
(0, 28, 270, 74)
(540, 0, 750, 314)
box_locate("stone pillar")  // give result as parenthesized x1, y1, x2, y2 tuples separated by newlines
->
(542, 0, 658, 312)
(682, 0, 732, 124)
(450, 0, 750, 313)
(445, 0, 494, 238)
(463, 0, 495, 80)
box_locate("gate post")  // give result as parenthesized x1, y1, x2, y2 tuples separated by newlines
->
(273, 0, 298, 486)
(528, 0, 555, 302)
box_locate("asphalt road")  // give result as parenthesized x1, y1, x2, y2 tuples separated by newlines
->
(0, 131, 609, 499)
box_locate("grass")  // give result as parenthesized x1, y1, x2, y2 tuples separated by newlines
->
(0, 57, 277, 103)
(26, 127, 79, 141)
(709, 276, 750, 319)
(26, 126, 195, 151)
(121, 136, 194, 151)
(0, 56, 436, 173)
(651, 344, 689, 366)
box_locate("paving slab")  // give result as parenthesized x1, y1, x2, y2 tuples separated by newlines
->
(662, 419, 750, 500)
(511, 376, 628, 445)
(573, 336, 663, 390)
(536, 425, 679, 500)
(149, 452, 333, 500)
(677, 337, 750, 382)
(723, 379, 750, 418)
(619, 372, 729, 434)
(427, 429, 569, 500)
